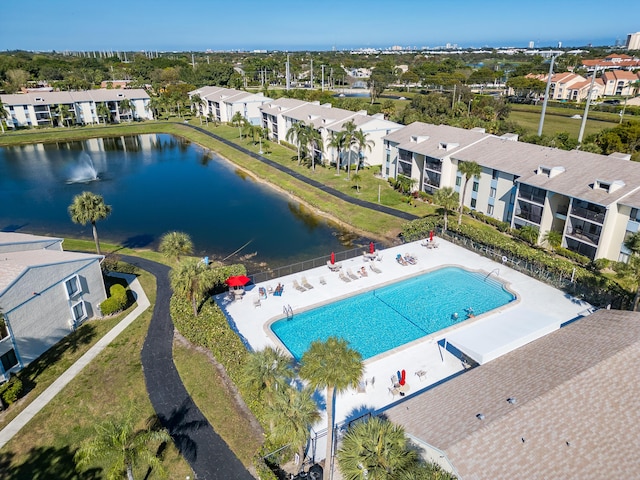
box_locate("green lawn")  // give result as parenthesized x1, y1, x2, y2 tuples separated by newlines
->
(509, 109, 617, 138)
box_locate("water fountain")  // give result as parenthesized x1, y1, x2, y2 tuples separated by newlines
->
(67, 152, 99, 183)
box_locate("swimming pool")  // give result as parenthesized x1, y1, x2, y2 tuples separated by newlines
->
(270, 267, 515, 360)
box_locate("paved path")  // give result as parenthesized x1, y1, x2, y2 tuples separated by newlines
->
(0, 273, 149, 451)
(122, 255, 253, 480)
(185, 124, 420, 222)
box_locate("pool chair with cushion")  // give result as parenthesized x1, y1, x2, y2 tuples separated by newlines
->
(369, 263, 382, 274)
(339, 271, 351, 283)
(347, 268, 359, 281)
(396, 254, 408, 266)
(301, 276, 314, 289)
(293, 279, 307, 292)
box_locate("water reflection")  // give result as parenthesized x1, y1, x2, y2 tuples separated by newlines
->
(0, 133, 369, 269)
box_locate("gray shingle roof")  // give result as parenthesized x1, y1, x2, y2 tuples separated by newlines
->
(384, 310, 640, 479)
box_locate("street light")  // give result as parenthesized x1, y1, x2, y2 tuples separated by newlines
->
(468, 99, 473, 117)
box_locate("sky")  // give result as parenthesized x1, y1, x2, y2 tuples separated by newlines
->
(2, 0, 638, 52)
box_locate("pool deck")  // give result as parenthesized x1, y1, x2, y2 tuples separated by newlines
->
(215, 238, 591, 429)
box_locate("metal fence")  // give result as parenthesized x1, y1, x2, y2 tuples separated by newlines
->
(248, 243, 379, 285)
(439, 229, 632, 310)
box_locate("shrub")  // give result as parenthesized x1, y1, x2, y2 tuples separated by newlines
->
(555, 247, 591, 266)
(100, 284, 128, 315)
(0, 377, 23, 407)
(592, 258, 611, 271)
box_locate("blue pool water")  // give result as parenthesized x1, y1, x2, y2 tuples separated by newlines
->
(271, 267, 515, 360)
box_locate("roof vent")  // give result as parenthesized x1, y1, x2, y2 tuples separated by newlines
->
(595, 179, 625, 193)
(439, 142, 459, 151)
(476, 413, 485, 420)
(410, 135, 429, 143)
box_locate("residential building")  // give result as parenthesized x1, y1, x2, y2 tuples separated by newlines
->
(582, 53, 640, 72)
(0, 89, 153, 128)
(0, 233, 106, 381)
(626, 32, 640, 50)
(600, 70, 640, 96)
(384, 309, 640, 479)
(382, 122, 493, 191)
(188, 86, 271, 125)
(529, 72, 604, 101)
(259, 98, 402, 169)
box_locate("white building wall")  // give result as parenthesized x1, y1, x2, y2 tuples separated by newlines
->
(0, 259, 106, 369)
(597, 205, 630, 260)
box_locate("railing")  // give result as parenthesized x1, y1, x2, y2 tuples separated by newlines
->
(570, 206, 605, 224)
(514, 211, 542, 225)
(248, 243, 378, 284)
(517, 192, 545, 204)
(566, 228, 601, 245)
(424, 162, 442, 172)
(439, 228, 630, 309)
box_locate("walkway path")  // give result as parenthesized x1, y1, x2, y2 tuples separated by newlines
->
(122, 255, 253, 480)
(0, 272, 149, 450)
(185, 124, 420, 222)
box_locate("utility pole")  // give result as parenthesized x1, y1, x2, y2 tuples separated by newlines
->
(578, 68, 597, 144)
(286, 54, 290, 91)
(310, 59, 313, 89)
(321, 65, 325, 92)
(538, 53, 559, 137)
(192, 53, 195, 70)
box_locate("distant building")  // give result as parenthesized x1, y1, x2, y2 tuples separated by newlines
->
(528, 41, 535, 49)
(188, 86, 271, 126)
(0, 89, 153, 128)
(626, 32, 640, 50)
(0, 233, 106, 381)
(600, 70, 640, 96)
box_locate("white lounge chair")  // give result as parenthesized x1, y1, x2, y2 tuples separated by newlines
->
(339, 271, 351, 283)
(327, 260, 342, 272)
(292, 279, 307, 292)
(301, 276, 314, 289)
(319, 276, 327, 285)
(370, 263, 382, 274)
(347, 268, 359, 280)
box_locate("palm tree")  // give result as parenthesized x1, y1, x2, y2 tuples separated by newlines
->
(118, 98, 132, 122)
(305, 126, 324, 171)
(190, 94, 205, 123)
(336, 416, 418, 480)
(433, 187, 459, 232)
(457, 160, 482, 225)
(286, 121, 308, 165)
(97, 102, 111, 124)
(353, 129, 374, 174)
(299, 337, 363, 480)
(624, 231, 640, 310)
(543, 229, 562, 251)
(341, 121, 358, 180)
(231, 111, 245, 138)
(517, 225, 540, 245)
(159, 231, 193, 263)
(74, 409, 171, 480)
(266, 386, 320, 468)
(240, 346, 292, 406)
(68, 192, 112, 255)
(329, 131, 346, 175)
(0, 98, 8, 133)
(169, 258, 212, 316)
(351, 172, 362, 193)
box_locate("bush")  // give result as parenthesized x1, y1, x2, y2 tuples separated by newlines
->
(555, 247, 591, 266)
(0, 377, 23, 407)
(100, 284, 128, 315)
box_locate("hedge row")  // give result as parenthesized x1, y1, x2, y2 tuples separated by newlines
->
(100, 284, 128, 316)
(0, 377, 23, 408)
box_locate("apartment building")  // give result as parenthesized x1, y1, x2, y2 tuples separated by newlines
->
(188, 86, 271, 125)
(600, 70, 640, 97)
(0, 233, 106, 381)
(0, 89, 153, 128)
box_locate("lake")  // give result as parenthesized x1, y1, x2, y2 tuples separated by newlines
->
(0, 133, 368, 269)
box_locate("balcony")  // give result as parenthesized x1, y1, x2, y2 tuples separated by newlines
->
(566, 225, 601, 246)
(515, 211, 542, 225)
(424, 161, 442, 172)
(571, 205, 605, 224)
(518, 191, 545, 205)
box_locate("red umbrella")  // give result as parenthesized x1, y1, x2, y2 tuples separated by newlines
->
(330, 252, 336, 264)
(225, 275, 251, 287)
(369, 241, 375, 254)
(429, 230, 434, 242)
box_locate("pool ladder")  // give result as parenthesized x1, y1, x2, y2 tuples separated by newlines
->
(283, 304, 293, 319)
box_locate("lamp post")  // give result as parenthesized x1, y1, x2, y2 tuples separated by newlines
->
(538, 52, 561, 137)
(468, 98, 473, 117)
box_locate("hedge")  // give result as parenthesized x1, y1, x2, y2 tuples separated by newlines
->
(100, 284, 128, 315)
(0, 377, 23, 407)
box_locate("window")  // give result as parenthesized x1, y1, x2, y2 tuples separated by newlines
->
(455, 176, 461, 186)
(472, 181, 479, 192)
(71, 301, 87, 322)
(490, 187, 497, 198)
(487, 204, 494, 215)
(0, 349, 18, 371)
(65, 275, 81, 298)
(471, 198, 477, 208)
(492, 169, 498, 180)
(0, 317, 8, 340)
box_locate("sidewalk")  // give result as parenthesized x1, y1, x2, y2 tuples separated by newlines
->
(0, 273, 150, 450)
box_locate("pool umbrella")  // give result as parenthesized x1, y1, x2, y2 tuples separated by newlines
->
(429, 230, 434, 242)
(225, 275, 251, 287)
(330, 252, 335, 264)
(369, 241, 375, 254)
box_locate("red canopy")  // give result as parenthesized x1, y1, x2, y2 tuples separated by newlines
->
(226, 275, 251, 287)
(330, 252, 336, 264)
